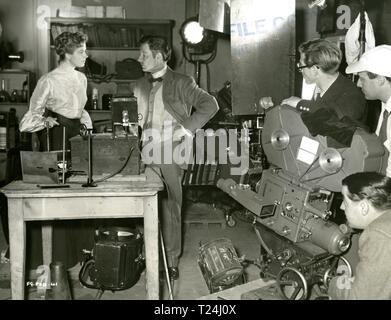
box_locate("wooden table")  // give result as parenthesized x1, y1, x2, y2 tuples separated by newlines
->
(0, 169, 163, 300)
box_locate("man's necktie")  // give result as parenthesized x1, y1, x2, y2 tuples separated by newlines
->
(379, 110, 389, 174)
(312, 89, 321, 101)
(148, 77, 163, 83)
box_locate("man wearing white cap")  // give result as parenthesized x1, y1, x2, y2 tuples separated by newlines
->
(346, 45, 391, 177)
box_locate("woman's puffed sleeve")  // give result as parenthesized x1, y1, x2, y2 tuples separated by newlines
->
(19, 76, 51, 132)
(80, 109, 93, 129)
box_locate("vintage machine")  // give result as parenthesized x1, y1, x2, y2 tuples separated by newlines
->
(70, 133, 140, 176)
(198, 238, 244, 293)
(79, 227, 144, 297)
(111, 95, 139, 137)
(70, 94, 140, 178)
(217, 105, 384, 299)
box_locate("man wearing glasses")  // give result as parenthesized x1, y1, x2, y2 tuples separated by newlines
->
(281, 38, 367, 124)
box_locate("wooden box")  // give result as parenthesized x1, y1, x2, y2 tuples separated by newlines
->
(70, 133, 140, 176)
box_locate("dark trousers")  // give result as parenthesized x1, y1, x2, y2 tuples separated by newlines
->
(157, 163, 184, 267)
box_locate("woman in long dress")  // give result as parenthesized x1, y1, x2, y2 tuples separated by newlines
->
(19, 31, 94, 269)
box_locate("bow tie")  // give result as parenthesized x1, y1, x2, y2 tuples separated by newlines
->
(149, 77, 163, 83)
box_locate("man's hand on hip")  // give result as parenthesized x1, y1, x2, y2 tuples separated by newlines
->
(172, 125, 193, 142)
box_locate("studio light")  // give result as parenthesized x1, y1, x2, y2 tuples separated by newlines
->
(180, 17, 218, 87)
(180, 17, 217, 55)
(182, 20, 204, 45)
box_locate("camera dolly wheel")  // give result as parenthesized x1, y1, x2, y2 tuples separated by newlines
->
(276, 267, 308, 300)
(322, 256, 352, 291)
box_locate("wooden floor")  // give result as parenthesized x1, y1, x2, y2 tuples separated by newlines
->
(0, 203, 263, 300)
(0, 199, 359, 301)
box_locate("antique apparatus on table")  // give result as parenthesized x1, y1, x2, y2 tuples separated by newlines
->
(70, 94, 140, 180)
(217, 105, 384, 299)
(111, 95, 139, 138)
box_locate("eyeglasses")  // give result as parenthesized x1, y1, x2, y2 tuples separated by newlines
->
(296, 62, 313, 71)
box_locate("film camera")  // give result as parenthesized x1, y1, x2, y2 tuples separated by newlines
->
(217, 105, 384, 299)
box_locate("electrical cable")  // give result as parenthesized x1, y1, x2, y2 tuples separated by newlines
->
(78, 259, 100, 290)
(93, 146, 134, 183)
(253, 224, 276, 258)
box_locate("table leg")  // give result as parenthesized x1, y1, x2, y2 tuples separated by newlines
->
(8, 199, 26, 300)
(41, 223, 53, 267)
(143, 195, 159, 300)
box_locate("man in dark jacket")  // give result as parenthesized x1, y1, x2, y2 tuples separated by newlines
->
(134, 35, 219, 281)
(282, 38, 367, 124)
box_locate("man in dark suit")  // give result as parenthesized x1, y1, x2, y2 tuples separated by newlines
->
(134, 35, 219, 281)
(282, 38, 367, 124)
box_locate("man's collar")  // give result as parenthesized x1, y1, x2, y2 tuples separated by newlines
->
(151, 65, 167, 80)
(318, 72, 339, 95)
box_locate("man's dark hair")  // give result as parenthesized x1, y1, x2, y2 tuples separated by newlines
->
(342, 172, 391, 211)
(299, 38, 342, 74)
(139, 35, 171, 62)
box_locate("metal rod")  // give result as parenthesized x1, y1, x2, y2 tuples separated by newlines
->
(62, 126, 66, 184)
(159, 224, 174, 300)
(87, 131, 92, 183)
(82, 130, 97, 187)
(46, 122, 50, 151)
(195, 60, 201, 86)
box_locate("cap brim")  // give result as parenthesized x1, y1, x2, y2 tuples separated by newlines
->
(346, 60, 365, 74)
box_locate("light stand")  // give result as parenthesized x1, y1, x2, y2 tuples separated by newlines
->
(180, 17, 218, 87)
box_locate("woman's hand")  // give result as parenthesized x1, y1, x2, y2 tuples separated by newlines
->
(44, 116, 59, 128)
